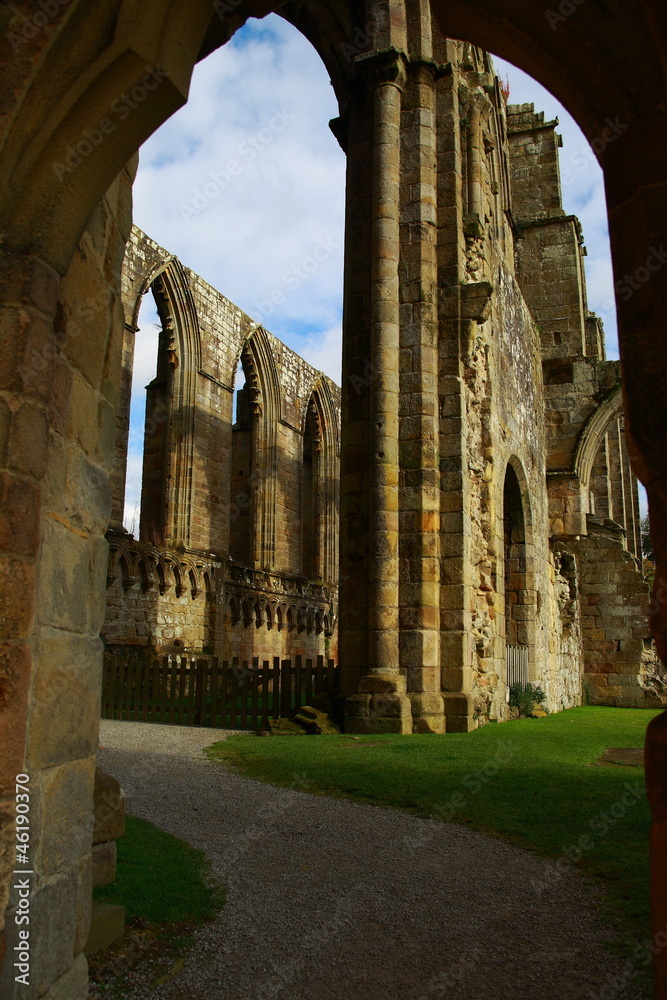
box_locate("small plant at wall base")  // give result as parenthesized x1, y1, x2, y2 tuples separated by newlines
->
(509, 682, 547, 718)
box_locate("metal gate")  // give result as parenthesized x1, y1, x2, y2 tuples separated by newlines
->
(506, 644, 529, 701)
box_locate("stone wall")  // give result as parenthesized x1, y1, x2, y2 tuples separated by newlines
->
(573, 517, 661, 707)
(104, 234, 340, 666)
(2, 4, 667, 998)
(0, 163, 134, 999)
(103, 535, 337, 663)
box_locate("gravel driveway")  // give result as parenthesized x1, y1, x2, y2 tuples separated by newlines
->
(98, 720, 648, 1000)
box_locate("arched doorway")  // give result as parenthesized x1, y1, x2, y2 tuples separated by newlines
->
(503, 460, 534, 692)
(1, 3, 667, 997)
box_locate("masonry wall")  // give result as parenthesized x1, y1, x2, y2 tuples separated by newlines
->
(104, 230, 340, 667)
(106, 50, 656, 727)
(573, 518, 661, 707)
(429, 48, 657, 730)
(505, 100, 657, 712)
(0, 165, 134, 1000)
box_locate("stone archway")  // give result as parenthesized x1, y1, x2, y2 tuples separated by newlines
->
(502, 458, 536, 685)
(1, 2, 667, 997)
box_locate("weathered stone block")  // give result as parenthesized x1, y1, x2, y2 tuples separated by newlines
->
(1, 870, 79, 1000)
(93, 767, 126, 844)
(46, 953, 89, 1000)
(35, 759, 95, 877)
(27, 630, 102, 770)
(357, 674, 406, 694)
(83, 903, 125, 957)
(443, 692, 473, 716)
(92, 841, 117, 889)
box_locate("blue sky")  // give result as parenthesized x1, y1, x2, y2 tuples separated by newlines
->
(124, 14, 619, 528)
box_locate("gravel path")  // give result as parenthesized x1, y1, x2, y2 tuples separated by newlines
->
(98, 720, 648, 1000)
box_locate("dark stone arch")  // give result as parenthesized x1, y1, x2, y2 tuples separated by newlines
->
(301, 378, 340, 584)
(1, 5, 667, 996)
(502, 456, 537, 686)
(229, 326, 281, 567)
(112, 238, 202, 542)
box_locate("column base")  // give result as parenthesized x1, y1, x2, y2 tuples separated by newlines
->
(442, 692, 477, 733)
(345, 671, 412, 734)
(409, 692, 446, 734)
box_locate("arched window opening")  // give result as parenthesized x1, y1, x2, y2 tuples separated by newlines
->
(301, 396, 323, 579)
(589, 418, 641, 559)
(232, 358, 244, 424)
(503, 464, 528, 650)
(139, 277, 177, 547)
(123, 290, 161, 536)
(229, 349, 255, 564)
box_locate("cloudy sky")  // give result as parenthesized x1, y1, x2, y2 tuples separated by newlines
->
(124, 13, 617, 528)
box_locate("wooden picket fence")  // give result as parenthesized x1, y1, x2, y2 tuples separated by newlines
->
(101, 653, 339, 730)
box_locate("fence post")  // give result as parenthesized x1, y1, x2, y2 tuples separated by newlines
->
(281, 659, 292, 718)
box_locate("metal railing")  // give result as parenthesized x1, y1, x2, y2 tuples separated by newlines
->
(506, 644, 529, 701)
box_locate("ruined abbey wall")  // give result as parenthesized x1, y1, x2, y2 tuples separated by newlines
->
(102, 43, 659, 723)
(2, 2, 667, 997)
(103, 227, 339, 665)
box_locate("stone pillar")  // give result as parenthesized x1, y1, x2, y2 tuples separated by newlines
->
(250, 386, 263, 570)
(465, 97, 484, 235)
(435, 63, 480, 733)
(604, 115, 667, 658)
(345, 49, 412, 734)
(399, 56, 445, 733)
(618, 416, 641, 559)
(314, 454, 326, 582)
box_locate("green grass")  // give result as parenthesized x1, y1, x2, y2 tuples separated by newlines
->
(206, 707, 659, 955)
(94, 814, 225, 926)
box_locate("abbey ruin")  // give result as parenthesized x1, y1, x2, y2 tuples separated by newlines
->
(104, 51, 659, 736)
(2, 1, 667, 997)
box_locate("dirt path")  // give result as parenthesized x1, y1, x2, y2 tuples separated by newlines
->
(98, 720, 648, 1000)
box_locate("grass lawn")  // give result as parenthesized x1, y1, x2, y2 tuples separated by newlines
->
(90, 815, 225, 997)
(206, 706, 659, 960)
(94, 814, 225, 925)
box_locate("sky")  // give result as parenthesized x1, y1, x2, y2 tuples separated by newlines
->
(124, 13, 620, 528)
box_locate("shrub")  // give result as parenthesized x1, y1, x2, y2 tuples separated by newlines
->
(509, 682, 546, 718)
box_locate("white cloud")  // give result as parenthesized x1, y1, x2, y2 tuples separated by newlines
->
(296, 326, 342, 384)
(133, 13, 345, 352)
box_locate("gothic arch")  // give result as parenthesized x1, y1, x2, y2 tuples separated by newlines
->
(2, 7, 667, 998)
(301, 378, 340, 584)
(501, 456, 537, 683)
(123, 254, 201, 547)
(573, 386, 624, 500)
(231, 326, 281, 568)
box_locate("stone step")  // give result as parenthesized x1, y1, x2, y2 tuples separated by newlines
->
(83, 903, 125, 957)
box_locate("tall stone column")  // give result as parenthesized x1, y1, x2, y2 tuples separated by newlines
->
(399, 56, 445, 732)
(465, 98, 484, 234)
(345, 49, 413, 734)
